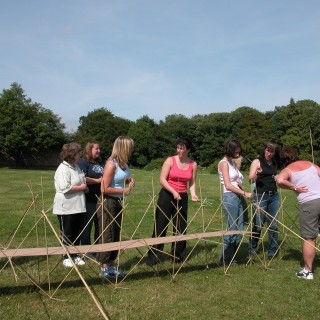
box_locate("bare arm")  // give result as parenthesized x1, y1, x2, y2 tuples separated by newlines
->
(101, 160, 131, 196)
(219, 161, 252, 199)
(277, 168, 308, 193)
(86, 176, 102, 185)
(189, 161, 199, 202)
(248, 159, 261, 182)
(159, 157, 181, 200)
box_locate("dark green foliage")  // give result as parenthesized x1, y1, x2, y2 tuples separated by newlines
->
(207, 159, 220, 174)
(1, 83, 320, 168)
(192, 113, 231, 166)
(0, 83, 67, 165)
(127, 115, 160, 167)
(76, 107, 132, 160)
(144, 158, 166, 171)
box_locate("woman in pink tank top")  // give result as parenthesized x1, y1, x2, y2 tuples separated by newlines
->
(277, 147, 320, 280)
(146, 137, 199, 266)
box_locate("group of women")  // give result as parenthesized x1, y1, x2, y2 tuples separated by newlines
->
(53, 136, 320, 280)
(219, 138, 320, 280)
(53, 136, 134, 278)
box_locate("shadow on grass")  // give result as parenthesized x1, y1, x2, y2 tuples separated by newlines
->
(1, 241, 307, 297)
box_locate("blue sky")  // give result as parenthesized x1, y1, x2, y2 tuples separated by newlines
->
(1, 1, 319, 131)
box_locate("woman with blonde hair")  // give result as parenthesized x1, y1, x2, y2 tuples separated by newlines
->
(96, 136, 135, 279)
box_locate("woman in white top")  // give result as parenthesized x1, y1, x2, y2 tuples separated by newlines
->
(277, 147, 320, 280)
(53, 143, 88, 267)
(218, 139, 252, 264)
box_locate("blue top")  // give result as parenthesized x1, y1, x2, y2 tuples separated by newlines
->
(109, 160, 131, 198)
(78, 158, 104, 203)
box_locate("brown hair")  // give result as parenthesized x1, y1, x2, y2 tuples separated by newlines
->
(83, 141, 101, 162)
(224, 139, 242, 158)
(280, 147, 299, 166)
(60, 143, 81, 164)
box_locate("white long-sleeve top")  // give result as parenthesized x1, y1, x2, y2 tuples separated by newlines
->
(53, 161, 86, 215)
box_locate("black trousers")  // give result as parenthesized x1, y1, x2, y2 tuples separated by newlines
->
(147, 189, 188, 264)
(57, 213, 84, 259)
(96, 195, 123, 265)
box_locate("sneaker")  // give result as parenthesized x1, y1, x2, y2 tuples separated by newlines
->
(100, 267, 115, 279)
(109, 265, 126, 278)
(296, 268, 314, 280)
(100, 265, 125, 279)
(74, 256, 85, 266)
(63, 258, 74, 268)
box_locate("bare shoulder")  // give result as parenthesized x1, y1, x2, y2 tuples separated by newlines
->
(251, 158, 260, 167)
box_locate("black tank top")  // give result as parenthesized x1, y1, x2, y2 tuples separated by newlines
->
(256, 156, 277, 193)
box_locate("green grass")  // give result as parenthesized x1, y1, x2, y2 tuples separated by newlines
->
(0, 167, 319, 320)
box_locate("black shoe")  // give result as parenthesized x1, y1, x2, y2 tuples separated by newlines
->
(173, 257, 184, 263)
(146, 255, 159, 267)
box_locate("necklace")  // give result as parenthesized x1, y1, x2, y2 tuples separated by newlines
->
(178, 156, 189, 164)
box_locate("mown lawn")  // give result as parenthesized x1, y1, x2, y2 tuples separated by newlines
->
(0, 167, 319, 320)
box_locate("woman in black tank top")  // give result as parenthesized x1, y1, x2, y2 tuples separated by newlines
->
(248, 140, 281, 259)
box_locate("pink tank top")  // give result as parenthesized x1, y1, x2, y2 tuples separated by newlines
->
(167, 156, 193, 193)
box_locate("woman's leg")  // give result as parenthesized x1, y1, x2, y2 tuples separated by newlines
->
(220, 192, 242, 263)
(147, 189, 174, 265)
(266, 192, 280, 258)
(172, 193, 188, 262)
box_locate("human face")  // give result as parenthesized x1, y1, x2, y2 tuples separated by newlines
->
(176, 144, 189, 157)
(91, 144, 100, 160)
(74, 151, 81, 164)
(233, 149, 241, 159)
(265, 145, 275, 161)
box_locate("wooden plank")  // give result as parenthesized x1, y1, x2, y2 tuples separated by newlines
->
(0, 230, 251, 258)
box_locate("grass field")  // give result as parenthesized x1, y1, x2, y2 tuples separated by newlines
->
(0, 167, 319, 320)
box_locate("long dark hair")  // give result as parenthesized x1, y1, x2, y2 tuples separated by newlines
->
(259, 140, 281, 167)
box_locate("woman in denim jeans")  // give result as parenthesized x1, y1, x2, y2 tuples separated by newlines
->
(248, 140, 281, 259)
(218, 139, 252, 265)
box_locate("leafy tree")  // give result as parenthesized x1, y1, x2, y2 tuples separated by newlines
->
(157, 114, 196, 158)
(265, 106, 287, 143)
(0, 83, 66, 165)
(228, 107, 272, 164)
(192, 113, 231, 167)
(127, 115, 159, 167)
(76, 108, 132, 160)
(280, 99, 320, 163)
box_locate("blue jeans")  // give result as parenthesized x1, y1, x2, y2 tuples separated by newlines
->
(248, 192, 280, 257)
(81, 201, 99, 246)
(220, 192, 244, 263)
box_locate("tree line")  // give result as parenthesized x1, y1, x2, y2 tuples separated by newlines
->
(1, 82, 320, 169)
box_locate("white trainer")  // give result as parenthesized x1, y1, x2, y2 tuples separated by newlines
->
(74, 256, 85, 266)
(296, 268, 314, 280)
(63, 258, 74, 268)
